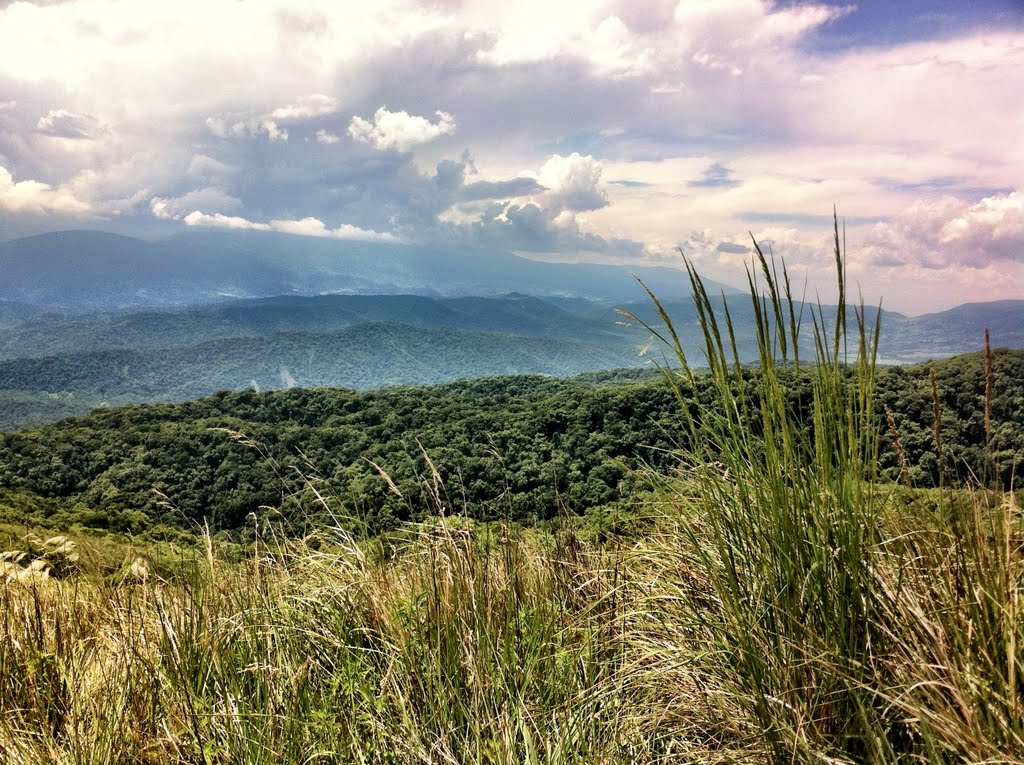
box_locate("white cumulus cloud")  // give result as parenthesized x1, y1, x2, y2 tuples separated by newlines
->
(348, 107, 455, 152)
(0, 164, 90, 214)
(150, 187, 241, 220)
(270, 93, 339, 120)
(181, 210, 266, 230)
(939, 191, 1024, 261)
(315, 129, 340, 144)
(205, 116, 288, 141)
(267, 216, 399, 241)
(533, 152, 608, 213)
(169, 207, 400, 243)
(866, 191, 1024, 270)
(186, 153, 233, 181)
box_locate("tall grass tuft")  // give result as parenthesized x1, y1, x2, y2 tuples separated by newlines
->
(626, 215, 897, 761)
(628, 213, 1024, 763)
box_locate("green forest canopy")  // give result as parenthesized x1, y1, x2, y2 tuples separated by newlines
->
(0, 350, 1021, 536)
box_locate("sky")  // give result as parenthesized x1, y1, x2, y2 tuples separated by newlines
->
(0, 0, 1021, 315)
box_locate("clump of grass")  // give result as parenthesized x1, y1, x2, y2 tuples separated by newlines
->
(874, 489, 1024, 760)
(1, 534, 81, 582)
(624, 216, 895, 761)
(628, 213, 1024, 763)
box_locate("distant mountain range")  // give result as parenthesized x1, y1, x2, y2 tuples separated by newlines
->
(0, 293, 628, 359)
(0, 229, 1019, 432)
(612, 297, 1024, 365)
(0, 229, 737, 311)
(879, 301, 1024, 362)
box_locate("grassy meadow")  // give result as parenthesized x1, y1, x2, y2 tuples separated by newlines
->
(1, 225, 1022, 763)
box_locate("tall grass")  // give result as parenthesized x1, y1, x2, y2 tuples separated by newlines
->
(0, 518, 647, 764)
(624, 215, 1024, 763)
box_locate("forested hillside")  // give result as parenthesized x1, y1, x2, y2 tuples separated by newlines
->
(0, 290, 1021, 432)
(0, 322, 643, 406)
(1, 350, 1019, 536)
